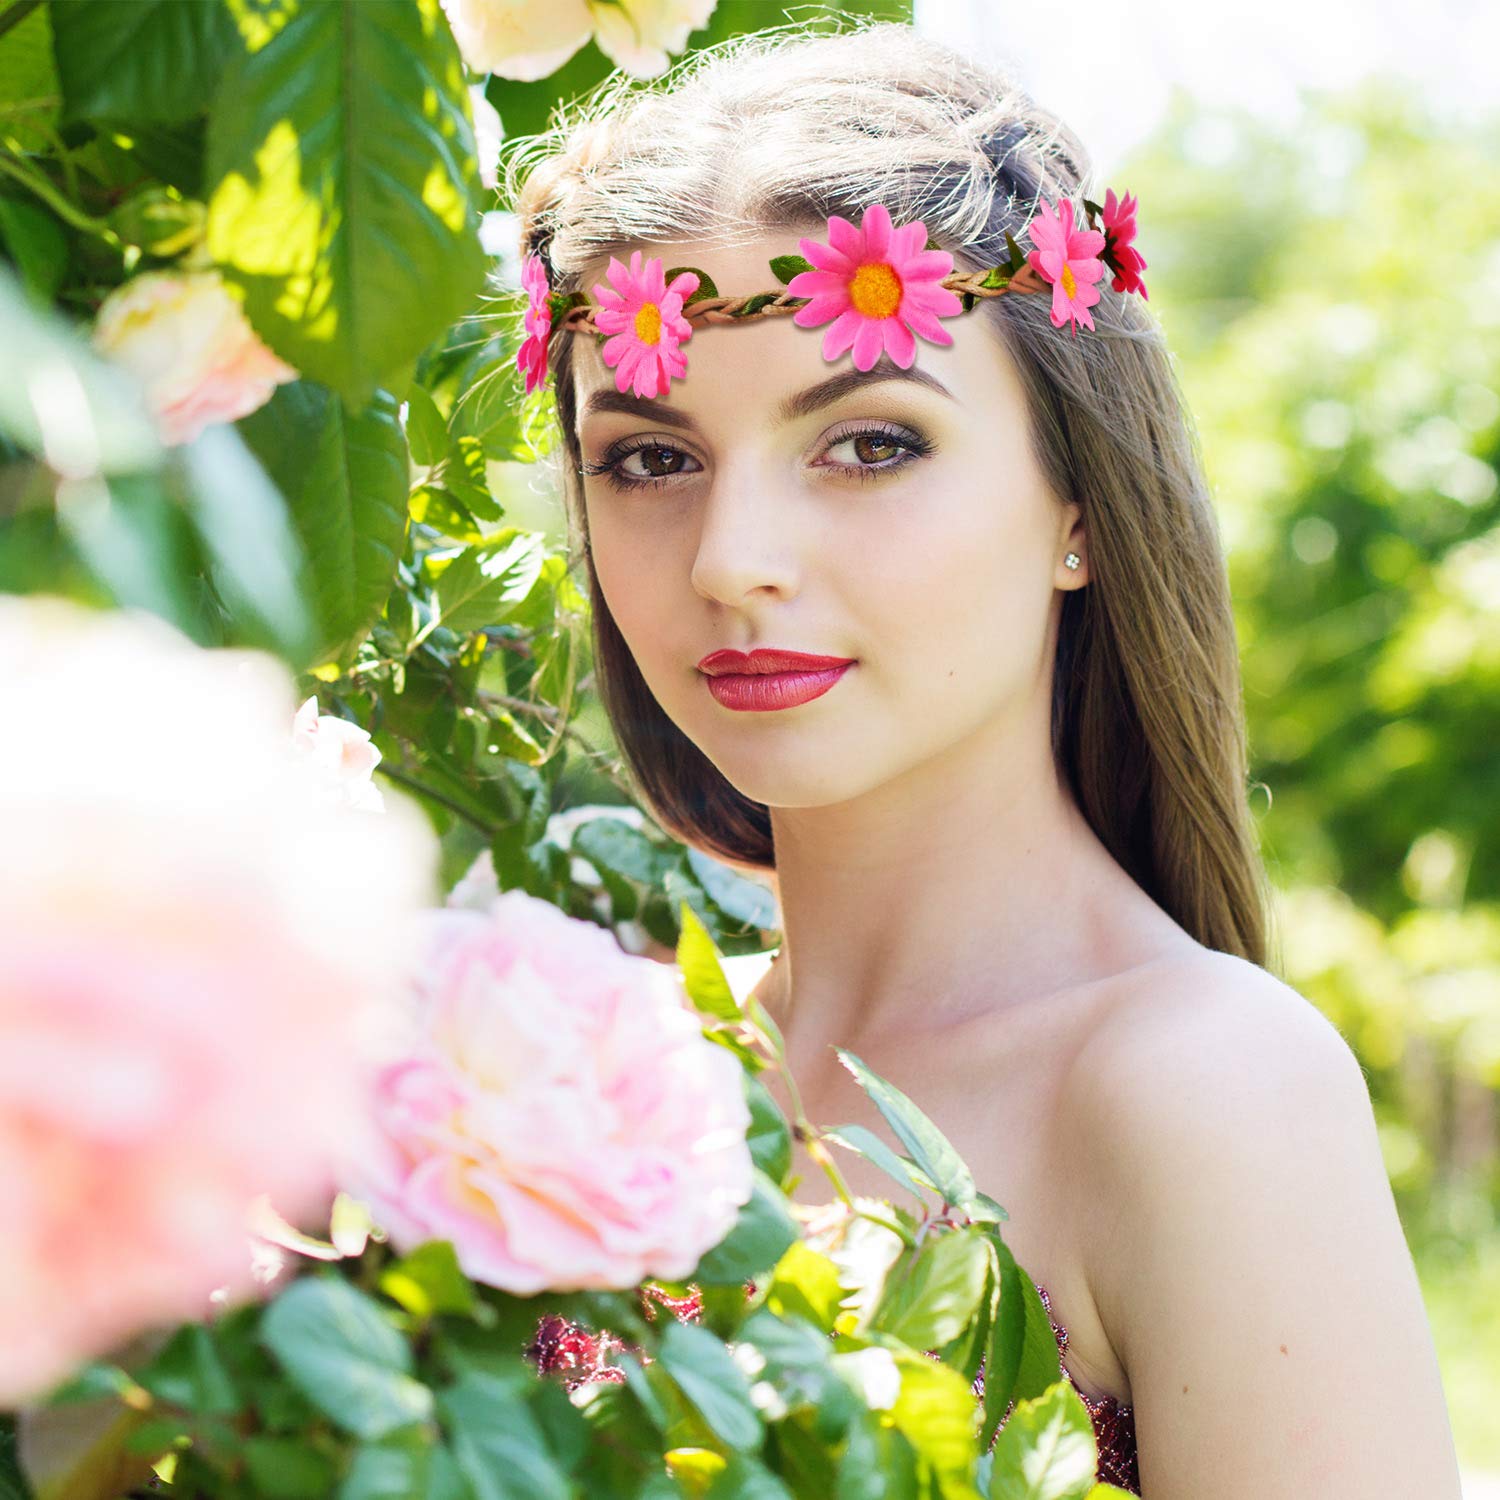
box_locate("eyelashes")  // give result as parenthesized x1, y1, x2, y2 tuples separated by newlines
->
(580, 421, 937, 494)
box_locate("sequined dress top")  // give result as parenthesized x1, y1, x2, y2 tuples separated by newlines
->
(526, 1280, 1140, 1495)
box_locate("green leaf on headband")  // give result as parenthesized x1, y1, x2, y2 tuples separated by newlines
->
(1003, 231, 1028, 276)
(977, 267, 1009, 290)
(924, 236, 943, 253)
(664, 267, 718, 302)
(732, 293, 782, 318)
(769, 253, 813, 284)
(546, 290, 589, 321)
(961, 292, 977, 312)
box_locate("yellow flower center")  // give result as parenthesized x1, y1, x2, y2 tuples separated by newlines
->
(634, 302, 662, 344)
(848, 262, 902, 320)
(1061, 264, 1077, 299)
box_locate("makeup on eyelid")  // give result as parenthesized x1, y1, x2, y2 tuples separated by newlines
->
(580, 421, 937, 493)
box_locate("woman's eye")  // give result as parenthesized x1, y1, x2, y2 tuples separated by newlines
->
(582, 441, 698, 491)
(820, 426, 935, 480)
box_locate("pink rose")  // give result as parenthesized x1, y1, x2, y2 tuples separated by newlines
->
(0, 597, 437, 1406)
(291, 695, 385, 812)
(342, 889, 754, 1293)
(92, 269, 298, 446)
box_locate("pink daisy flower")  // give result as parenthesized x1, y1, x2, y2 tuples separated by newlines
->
(787, 203, 963, 371)
(1023, 196, 1107, 338)
(1101, 187, 1149, 301)
(592, 251, 700, 399)
(517, 251, 552, 394)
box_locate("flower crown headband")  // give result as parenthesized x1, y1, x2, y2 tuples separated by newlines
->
(517, 189, 1147, 401)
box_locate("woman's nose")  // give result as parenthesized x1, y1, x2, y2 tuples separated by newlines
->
(688, 461, 801, 607)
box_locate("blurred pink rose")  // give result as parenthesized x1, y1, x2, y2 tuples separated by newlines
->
(342, 889, 754, 1294)
(0, 597, 438, 1406)
(92, 269, 297, 445)
(291, 695, 385, 812)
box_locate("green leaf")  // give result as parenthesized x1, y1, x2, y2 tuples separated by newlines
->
(51, 0, 240, 124)
(675, 901, 742, 1022)
(0, 3, 58, 152)
(764, 1241, 845, 1330)
(744, 1072, 792, 1184)
(107, 186, 206, 258)
(988, 1380, 1097, 1500)
(657, 1320, 763, 1453)
(439, 1371, 571, 1500)
(444, 433, 501, 520)
(692, 1168, 798, 1284)
(768, 253, 813, 285)
(135, 1325, 240, 1416)
(1004, 232, 1028, 277)
(237, 379, 408, 669)
(980, 1237, 1062, 1451)
(822, 1122, 935, 1205)
(871, 1226, 990, 1350)
(835, 1049, 978, 1211)
(411, 484, 484, 543)
(704, 1453, 794, 1499)
(732, 292, 783, 317)
(663, 265, 717, 302)
(379, 1239, 477, 1320)
(937, 1236, 997, 1386)
(685, 847, 779, 929)
(431, 529, 547, 636)
(886, 1354, 981, 1492)
(207, 0, 487, 406)
(571, 815, 668, 887)
(243, 1436, 339, 1499)
(261, 1277, 435, 1441)
(0, 197, 65, 303)
(835, 1409, 921, 1500)
(405, 383, 449, 467)
(338, 1435, 466, 1500)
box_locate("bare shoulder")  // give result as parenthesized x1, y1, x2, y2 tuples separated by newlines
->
(1059, 949, 1462, 1496)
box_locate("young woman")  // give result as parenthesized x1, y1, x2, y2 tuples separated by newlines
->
(508, 21, 1462, 1496)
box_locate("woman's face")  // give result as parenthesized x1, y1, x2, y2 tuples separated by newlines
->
(572, 231, 1084, 810)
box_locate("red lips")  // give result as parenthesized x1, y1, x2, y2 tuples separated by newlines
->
(697, 648, 855, 676)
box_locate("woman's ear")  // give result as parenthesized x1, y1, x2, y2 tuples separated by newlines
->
(1057, 504, 1088, 587)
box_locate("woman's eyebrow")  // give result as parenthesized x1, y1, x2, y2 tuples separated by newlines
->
(578, 363, 957, 434)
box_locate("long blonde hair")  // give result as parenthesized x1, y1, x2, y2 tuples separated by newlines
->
(503, 20, 1277, 967)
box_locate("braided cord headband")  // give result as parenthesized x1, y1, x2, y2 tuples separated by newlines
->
(518, 189, 1147, 401)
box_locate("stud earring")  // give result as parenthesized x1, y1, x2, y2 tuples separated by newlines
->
(1064, 552, 1081, 570)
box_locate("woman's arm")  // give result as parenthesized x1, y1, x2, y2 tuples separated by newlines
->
(1068, 957, 1463, 1498)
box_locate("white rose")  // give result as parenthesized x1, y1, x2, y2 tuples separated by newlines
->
(590, 0, 719, 77)
(441, 0, 593, 80)
(290, 696, 385, 812)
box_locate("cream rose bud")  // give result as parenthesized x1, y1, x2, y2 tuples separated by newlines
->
(92, 270, 297, 446)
